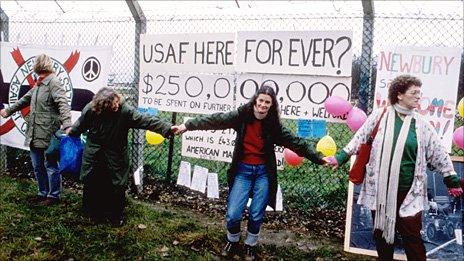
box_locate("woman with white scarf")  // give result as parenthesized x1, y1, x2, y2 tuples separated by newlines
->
(325, 75, 462, 261)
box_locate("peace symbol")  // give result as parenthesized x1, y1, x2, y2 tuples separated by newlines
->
(81, 56, 101, 82)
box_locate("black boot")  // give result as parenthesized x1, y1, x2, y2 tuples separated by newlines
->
(109, 214, 125, 227)
(244, 244, 256, 261)
(221, 240, 239, 257)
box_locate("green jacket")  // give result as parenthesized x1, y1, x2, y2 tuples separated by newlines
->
(69, 101, 172, 187)
(185, 104, 325, 209)
(6, 74, 72, 148)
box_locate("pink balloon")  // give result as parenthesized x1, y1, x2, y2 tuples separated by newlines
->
(346, 107, 367, 132)
(324, 96, 353, 116)
(283, 148, 304, 167)
(453, 126, 464, 149)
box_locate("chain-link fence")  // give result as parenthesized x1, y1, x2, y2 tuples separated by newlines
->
(0, 4, 463, 212)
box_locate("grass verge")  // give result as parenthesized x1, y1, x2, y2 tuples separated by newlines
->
(0, 174, 372, 260)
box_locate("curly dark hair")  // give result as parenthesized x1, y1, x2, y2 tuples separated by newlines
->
(388, 75, 422, 105)
(91, 87, 123, 114)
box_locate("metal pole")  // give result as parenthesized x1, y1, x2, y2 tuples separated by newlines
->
(126, 0, 146, 191)
(0, 7, 9, 173)
(0, 7, 9, 42)
(359, 0, 375, 113)
(166, 112, 177, 182)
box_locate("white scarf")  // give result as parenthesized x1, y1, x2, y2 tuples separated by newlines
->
(393, 103, 414, 116)
(374, 106, 413, 244)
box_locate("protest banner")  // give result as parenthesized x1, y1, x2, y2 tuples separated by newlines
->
(139, 33, 235, 114)
(0, 42, 112, 149)
(138, 73, 234, 114)
(235, 31, 353, 76)
(140, 33, 235, 74)
(236, 73, 351, 121)
(373, 46, 462, 151)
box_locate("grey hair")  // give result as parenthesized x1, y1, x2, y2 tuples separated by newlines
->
(33, 54, 54, 74)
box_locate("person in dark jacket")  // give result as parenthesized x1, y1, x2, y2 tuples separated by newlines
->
(0, 54, 72, 206)
(68, 87, 173, 226)
(172, 85, 327, 260)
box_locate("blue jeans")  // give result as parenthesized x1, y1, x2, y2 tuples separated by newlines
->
(30, 146, 61, 199)
(226, 163, 269, 237)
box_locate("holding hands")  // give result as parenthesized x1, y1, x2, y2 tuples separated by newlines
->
(171, 123, 187, 135)
(323, 156, 339, 169)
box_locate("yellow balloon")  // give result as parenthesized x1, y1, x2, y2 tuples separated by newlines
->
(458, 98, 464, 118)
(145, 130, 164, 145)
(316, 135, 337, 157)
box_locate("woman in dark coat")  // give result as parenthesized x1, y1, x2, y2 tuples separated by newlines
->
(69, 87, 173, 226)
(172, 85, 327, 260)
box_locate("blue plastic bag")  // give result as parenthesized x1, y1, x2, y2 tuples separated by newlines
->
(59, 136, 84, 180)
(45, 130, 65, 162)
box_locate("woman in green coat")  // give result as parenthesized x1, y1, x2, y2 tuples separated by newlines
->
(0, 54, 72, 206)
(69, 87, 173, 226)
(172, 85, 327, 260)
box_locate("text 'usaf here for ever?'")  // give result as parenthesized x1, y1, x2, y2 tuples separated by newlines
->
(138, 31, 353, 118)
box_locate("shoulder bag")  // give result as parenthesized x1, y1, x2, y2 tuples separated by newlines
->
(348, 108, 387, 185)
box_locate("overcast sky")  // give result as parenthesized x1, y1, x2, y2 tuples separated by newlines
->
(1, 1, 463, 20)
(1, 0, 461, 80)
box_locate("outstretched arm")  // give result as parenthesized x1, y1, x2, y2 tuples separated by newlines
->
(326, 108, 387, 169)
(184, 110, 241, 132)
(275, 126, 325, 165)
(425, 123, 462, 197)
(4, 89, 33, 117)
(127, 106, 173, 137)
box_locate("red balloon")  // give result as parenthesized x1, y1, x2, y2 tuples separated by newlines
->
(283, 148, 304, 167)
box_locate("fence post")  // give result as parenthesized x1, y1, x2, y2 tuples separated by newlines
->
(359, 0, 375, 113)
(166, 112, 176, 182)
(0, 7, 9, 173)
(126, 0, 146, 191)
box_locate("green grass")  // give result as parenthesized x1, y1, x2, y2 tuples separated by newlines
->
(0, 176, 222, 260)
(0, 175, 373, 260)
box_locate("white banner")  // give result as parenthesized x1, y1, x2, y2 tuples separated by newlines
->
(140, 33, 235, 73)
(374, 46, 462, 151)
(139, 31, 353, 116)
(235, 31, 353, 76)
(181, 117, 284, 169)
(236, 73, 351, 121)
(0, 42, 112, 149)
(138, 73, 235, 114)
